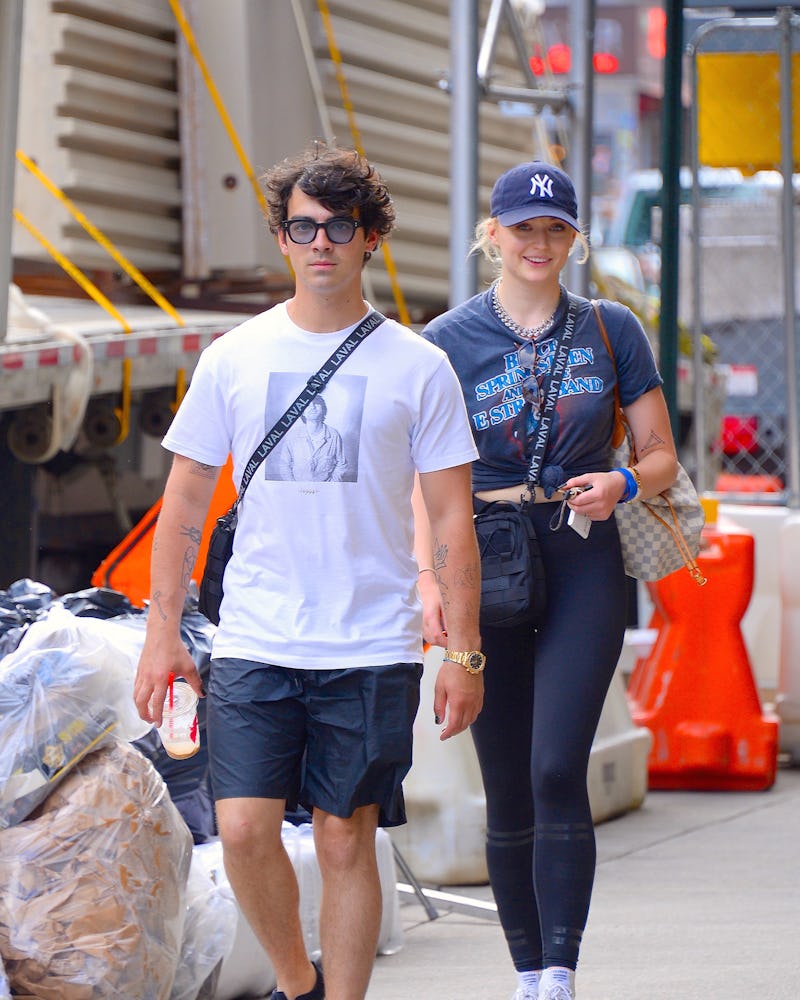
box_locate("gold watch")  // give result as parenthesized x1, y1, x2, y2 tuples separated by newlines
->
(444, 649, 486, 674)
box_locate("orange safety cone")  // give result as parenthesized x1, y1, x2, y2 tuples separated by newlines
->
(91, 457, 237, 607)
(627, 499, 779, 791)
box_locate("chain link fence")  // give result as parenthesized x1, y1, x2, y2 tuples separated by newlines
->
(688, 10, 800, 501)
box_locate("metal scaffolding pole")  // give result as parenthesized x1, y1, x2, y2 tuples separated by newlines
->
(449, 0, 575, 307)
(0, 0, 24, 342)
(659, 0, 684, 439)
(778, 6, 799, 507)
(449, 0, 480, 307)
(566, 0, 595, 296)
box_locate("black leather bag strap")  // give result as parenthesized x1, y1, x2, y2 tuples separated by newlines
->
(525, 292, 579, 487)
(232, 309, 385, 509)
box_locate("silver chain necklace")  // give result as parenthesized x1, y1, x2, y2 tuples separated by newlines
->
(491, 282, 556, 340)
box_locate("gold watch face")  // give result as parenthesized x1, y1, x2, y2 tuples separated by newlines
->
(465, 651, 486, 673)
(445, 649, 485, 673)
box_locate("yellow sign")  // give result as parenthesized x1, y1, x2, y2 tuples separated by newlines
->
(697, 51, 800, 172)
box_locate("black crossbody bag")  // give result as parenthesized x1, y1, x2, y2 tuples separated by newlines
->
(475, 295, 578, 628)
(198, 310, 386, 624)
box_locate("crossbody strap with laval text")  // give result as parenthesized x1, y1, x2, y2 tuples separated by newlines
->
(524, 292, 579, 487)
(231, 309, 386, 512)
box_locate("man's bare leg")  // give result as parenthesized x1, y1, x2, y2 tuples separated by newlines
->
(313, 805, 382, 1000)
(216, 797, 318, 999)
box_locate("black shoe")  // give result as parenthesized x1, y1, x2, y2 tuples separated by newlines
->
(270, 961, 324, 1000)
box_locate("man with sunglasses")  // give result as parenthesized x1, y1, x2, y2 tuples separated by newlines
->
(134, 142, 483, 1000)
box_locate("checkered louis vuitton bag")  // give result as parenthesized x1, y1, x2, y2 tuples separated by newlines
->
(594, 302, 707, 586)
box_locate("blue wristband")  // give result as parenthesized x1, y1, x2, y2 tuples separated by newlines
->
(616, 467, 637, 503)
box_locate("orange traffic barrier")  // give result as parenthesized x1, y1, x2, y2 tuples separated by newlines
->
(715, 473, 784, 494)
(627, 512, 779, 790)
(91, 457, 237, 607)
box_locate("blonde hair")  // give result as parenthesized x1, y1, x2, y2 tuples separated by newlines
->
(471, 216, 590, 277)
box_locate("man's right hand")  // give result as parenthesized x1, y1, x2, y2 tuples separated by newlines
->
(134, 634, 203, 727)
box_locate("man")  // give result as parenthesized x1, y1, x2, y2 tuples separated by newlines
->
(134, 143, 484, 1000)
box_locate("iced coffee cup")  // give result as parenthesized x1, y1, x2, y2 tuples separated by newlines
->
(156, 680, 200, 760)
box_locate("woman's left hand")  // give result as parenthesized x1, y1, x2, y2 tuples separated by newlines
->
(559, 472, 627, 522)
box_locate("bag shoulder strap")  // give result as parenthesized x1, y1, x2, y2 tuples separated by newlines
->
(592, 299, 627, 449)
(525, 292, 579, 486)
(234, 309, 385, 507)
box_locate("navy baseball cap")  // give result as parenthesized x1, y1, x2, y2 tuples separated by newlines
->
(490, 161, 580, 231)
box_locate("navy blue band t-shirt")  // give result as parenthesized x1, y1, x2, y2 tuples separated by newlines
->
(420, 287, 662, 493)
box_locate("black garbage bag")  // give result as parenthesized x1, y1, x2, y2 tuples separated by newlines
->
(0, 579, 56, 658)
(58, 586, 138, 619)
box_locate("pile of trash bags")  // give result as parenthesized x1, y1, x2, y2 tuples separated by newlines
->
(0, 583, 237, 1000)
(0, 579, 404, 1000)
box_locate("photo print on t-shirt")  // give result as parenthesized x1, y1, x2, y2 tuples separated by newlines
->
(264, 372, 366, 483)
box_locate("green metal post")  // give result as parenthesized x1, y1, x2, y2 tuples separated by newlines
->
(659, 0, 684, 437)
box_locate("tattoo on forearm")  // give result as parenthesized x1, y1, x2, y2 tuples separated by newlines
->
(433, 538, 451, 608)
(178, 523, 200, 593)
(180, 524, 202, 546)
(152, 590, 168, 622)
(181, 547, 195, 592)
(453, 565, 480, 589)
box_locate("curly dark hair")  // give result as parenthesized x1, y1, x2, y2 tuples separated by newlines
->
(261, 141, 395, 261)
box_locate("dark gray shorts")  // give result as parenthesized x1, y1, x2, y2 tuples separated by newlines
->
(207, 658, 423, 828)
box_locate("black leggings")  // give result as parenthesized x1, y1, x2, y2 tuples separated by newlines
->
(471, 501, 627, 971)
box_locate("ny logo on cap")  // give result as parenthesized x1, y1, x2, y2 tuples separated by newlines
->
(530, 173, 554, 199)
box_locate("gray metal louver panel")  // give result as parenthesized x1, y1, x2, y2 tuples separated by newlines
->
(315, 0, 541, 316)
(14, 0, 182, 273)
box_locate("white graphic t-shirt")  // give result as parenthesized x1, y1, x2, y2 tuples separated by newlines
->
(162, 302, 478, 669)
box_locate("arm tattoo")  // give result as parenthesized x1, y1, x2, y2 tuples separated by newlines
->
(179, 524, 202, 546)
(181, 547, 195, 592)
(433, 538, 450, 608)
(453, 565, 480, 590)
(640, 429, 666, 455)
(178, 523, 200, 593)
(152, 589, 168, 622)
(189, 461, 218, 480)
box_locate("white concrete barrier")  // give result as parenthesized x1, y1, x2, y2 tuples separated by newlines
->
(776, 511, 800, 761)
(390, 646, 488, 885)
(392, 645, 652, 886)
(588, 667, 652, 825)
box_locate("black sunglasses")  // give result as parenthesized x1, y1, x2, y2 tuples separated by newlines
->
(516, 341, 542, 418)
(282, 216, 361, 245)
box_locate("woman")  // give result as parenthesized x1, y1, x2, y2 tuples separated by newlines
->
(418, 160, 678, 1000)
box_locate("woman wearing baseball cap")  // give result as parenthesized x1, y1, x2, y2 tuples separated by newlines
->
(419, 160, 678, 1000)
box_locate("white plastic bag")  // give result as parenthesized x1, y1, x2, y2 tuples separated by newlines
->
(0, 607, 151, 829)
(0, 741, 193, 1000)
(169, 852, 238, 1000)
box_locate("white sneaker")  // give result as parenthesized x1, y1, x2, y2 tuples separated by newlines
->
(511, 990, 538, 1000)
(539, 986, 572, 1000)
(538, 968, 575, 1000)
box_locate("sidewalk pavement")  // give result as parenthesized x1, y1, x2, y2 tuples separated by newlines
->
(366, 765, 800, 999)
